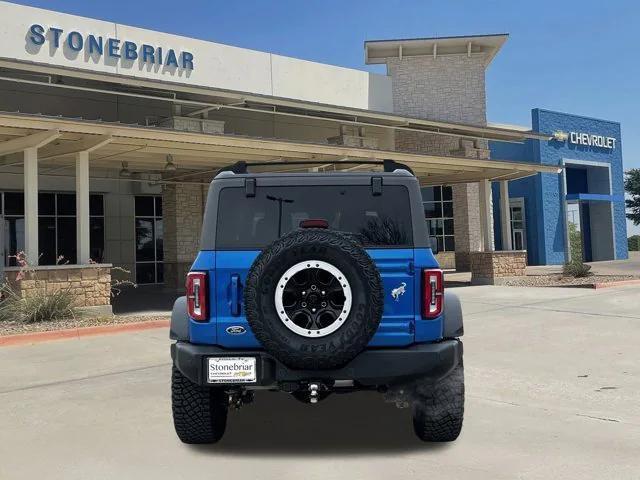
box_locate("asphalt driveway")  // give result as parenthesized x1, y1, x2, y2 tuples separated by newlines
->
(1, 285, 639, 480)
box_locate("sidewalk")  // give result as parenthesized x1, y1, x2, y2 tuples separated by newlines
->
(447, 252, 639, 285)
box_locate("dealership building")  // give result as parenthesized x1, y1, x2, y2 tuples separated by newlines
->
(0, 2, 627, 311)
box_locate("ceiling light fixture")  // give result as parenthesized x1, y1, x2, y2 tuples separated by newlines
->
(119, 161, 132, 177)
(165, 154, 177, 172)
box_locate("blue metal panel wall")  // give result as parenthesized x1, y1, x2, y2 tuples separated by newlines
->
(490, 108, 628, 265)
(533, 109, 627, 262)
(490, 137, 541, 265)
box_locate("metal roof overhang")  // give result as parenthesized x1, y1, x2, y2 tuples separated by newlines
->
(0, 112, 560, 186)
(0, 58, 549, 144)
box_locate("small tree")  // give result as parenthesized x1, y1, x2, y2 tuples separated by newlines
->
(567, 221, 583, 262)
(625, 169, 640, 226)
(564, 221, 591, 277)
(629, 235, 640, 252)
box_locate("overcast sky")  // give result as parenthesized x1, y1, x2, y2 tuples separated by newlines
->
(13, 0, 640, 235)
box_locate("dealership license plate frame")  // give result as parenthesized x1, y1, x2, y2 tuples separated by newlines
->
(207, 356, 257, 384)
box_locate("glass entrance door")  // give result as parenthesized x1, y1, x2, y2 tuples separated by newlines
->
(509, 199, 526, 251)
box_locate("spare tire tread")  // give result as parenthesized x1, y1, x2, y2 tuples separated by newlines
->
(244, 229, 383, 370)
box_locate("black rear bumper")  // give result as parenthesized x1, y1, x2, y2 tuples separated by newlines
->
(171, 340, 462, 387)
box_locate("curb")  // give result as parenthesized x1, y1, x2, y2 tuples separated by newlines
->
(592, 279, 640, 289)
(0, 319, 169, 347)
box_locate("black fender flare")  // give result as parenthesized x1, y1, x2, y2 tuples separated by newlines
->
(170, 296, 189, 341)
(443, 291, 464, 338)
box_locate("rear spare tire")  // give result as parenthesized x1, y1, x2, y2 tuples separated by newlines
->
(244, 228, 383, 370)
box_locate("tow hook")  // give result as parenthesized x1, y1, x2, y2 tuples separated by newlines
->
(309, 383, 320, 404)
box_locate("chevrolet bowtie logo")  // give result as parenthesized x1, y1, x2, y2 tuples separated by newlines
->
(552, 130, 569, 142)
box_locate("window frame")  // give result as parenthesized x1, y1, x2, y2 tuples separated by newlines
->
(1, 191, 105, 267)
(134, 195, 164, 285)
(422, 186, 455, 252)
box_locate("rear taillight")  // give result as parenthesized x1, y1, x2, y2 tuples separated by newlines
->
(186, 272, 208, 321)
(422, 269, 444, 318)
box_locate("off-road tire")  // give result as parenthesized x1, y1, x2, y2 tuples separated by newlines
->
(412, 364, 464, 442)
(244, 228, 384, 370)
(171, 366, 228, 444)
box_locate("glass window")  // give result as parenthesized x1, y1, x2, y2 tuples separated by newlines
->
(422, 185, 455, 252)
(90, 194, 104, 216)
(154, 196, 163, 217)
(57, 193, 76, 215)
(216, 185, 413, 250)
(2, 192, 104, 266)
(155, 219, 164, 262)
(4, 192, 24, 216)
(442, 201, 454, 218)
(38, 193, 55, 215)
(421, 186, 442, 202)
(444, 236, 456, 251)
(427, 219, 443, 236)
(424, 202, 442, 219)
(135, 218, 155, 262)
(90, 217, 105, 263)
(135, 196, 155, 217)
(4, 217, 25, 266)
(57, 217, 77, 264)
(134, 196, 163, 284)
(38, 217, 56, 265)
(156, 262, 164, 283)
(135, 263, 156, 284)
(444, 219, 454, 235)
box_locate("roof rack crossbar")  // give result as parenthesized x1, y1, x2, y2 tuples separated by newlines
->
(217, 160, 414, 175)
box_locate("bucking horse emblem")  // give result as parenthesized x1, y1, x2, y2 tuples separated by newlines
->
(391, 282, 407, 302)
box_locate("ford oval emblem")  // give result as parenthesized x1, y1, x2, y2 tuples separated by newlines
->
(226, 326, 246, 335)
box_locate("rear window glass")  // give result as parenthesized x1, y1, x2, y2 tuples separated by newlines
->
(216, 185, 413, 249)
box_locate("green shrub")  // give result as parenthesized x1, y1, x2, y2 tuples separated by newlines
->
(567, 222, 583, 262)
(628, 235, 640, 252)
(0, 283, 77, 323)
(562, 261, 593, 278)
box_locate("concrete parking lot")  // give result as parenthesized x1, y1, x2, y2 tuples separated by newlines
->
(1, 285, 639, 480)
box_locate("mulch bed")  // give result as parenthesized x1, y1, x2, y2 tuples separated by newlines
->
(0, 314, 170, 337)
(500, 274, 640, 288)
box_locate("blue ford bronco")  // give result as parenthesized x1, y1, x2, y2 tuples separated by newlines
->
(170, 160, 464, 444)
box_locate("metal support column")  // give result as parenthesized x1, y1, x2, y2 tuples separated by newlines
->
(76, 150, 91, 264)
(500, 180, 513, 250)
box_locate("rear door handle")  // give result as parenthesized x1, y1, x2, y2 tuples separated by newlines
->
(230, 274, 241, 316)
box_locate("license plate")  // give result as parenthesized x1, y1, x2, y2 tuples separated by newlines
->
(207, 357, 257, 384)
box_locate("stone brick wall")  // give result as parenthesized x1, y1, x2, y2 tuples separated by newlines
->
(452, 183, 482, 271)
(435, 251, 456, 270)
(4, 264, 112, 309)
(470, 251, 527, 285)
(163, 181, 206, 291)
(386, 54, 490, 271)
(386, 55, 487, 125)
